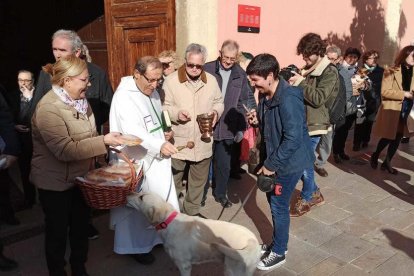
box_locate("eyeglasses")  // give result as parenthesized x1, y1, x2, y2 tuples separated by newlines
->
(72, 75, 91, 83)
(18, 79, 33, 83)
(142, 74, 162, 84)
(221, 55, 237, 63)
(162, 61, 173, 69)
(186, 63, 203, 70)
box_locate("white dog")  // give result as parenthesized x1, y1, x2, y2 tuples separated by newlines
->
(127, 192, 261, 276)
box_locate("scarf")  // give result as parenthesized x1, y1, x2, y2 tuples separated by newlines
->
(52, 85, 88, 115)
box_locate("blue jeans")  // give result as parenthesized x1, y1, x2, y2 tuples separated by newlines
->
(267, 170, 303, 255)
(301, 136, 320, 201)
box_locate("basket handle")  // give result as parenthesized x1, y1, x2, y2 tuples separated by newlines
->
(109, 147, 137, 187)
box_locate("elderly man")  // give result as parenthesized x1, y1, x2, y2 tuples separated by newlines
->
(203, 40, 256, 208)
(31, 29, 113, 134)
(109, 56, 179, 265)
(163, 43, 224, 217)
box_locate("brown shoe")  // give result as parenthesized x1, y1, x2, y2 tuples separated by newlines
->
(314, 166, 328, 177)
(309, 189, 325, 207)
(290, 198, 311, 217)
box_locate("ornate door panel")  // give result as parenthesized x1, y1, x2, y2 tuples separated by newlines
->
(104, 0, 175, 88)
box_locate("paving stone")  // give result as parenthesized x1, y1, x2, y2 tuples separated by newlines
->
(372, 207, 414, 230)
(299, 256, 346, 276)
(334, 214, 382, 237)
(370, 253, 414, 276)
(351, 245, 396, 272)
(341, 198, 390, 218)
(319, 232, 375, 262)
(282, 236, 330, 274)
(290, 219, 343, 247)
(331, 264, 369, 276)
(377, 194, 414, 211)
(322, 188, 362, 209)
(363, 193, 391, 203)
(258, 266, 297, 276)
(305, 203, 352, 225)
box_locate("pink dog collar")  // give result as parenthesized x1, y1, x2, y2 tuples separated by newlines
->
(155, 211, 178, 230)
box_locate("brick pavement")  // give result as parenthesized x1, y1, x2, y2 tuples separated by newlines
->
(1, 136, 414, 276)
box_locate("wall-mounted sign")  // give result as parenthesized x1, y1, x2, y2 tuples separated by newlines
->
(238, 4, 260, 33)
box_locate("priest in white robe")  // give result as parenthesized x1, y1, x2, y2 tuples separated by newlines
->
(109, 56, 179, 264)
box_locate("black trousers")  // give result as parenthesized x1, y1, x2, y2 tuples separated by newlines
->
(333, 114, 356, 155)
(230, 140, 241, 173)
(0, 169, 15, 220)
(38, 187, 90, 276)
(18, 132, 36, 206)
(213, 139, 234, 198)
(353, 120, 374, 147)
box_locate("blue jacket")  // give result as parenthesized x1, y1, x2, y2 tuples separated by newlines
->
(259, 78, 314, 176)
(204, 59, 256, 140)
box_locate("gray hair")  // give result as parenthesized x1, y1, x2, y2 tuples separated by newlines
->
(185, 43, 208, 62)
(52, 29, 84, 55)
(326, 45, 342, 56)
(134, 56, 162, 74)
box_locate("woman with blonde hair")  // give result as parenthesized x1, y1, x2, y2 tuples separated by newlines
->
(371, 46, 414, 174)
(31, 56, 123, 275)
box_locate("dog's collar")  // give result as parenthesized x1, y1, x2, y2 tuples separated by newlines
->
(155, 211, 178, 231)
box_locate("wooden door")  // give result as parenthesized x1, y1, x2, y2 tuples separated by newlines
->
(104, 0, 176, 88)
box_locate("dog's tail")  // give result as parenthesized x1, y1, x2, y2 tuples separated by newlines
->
(211, 239, 261, 262)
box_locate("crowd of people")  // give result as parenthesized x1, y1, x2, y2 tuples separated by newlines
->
(0, 28, 413, 275)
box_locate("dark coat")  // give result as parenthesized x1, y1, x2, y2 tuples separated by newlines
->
(364, 65, 384, 121)
(204, 60, 256, 140)
(31, 62, 113, 132)
(0, 85, 20, 156)
(258, 78, 314, 176)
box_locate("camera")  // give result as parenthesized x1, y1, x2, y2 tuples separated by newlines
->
(279, 64, 300, 81)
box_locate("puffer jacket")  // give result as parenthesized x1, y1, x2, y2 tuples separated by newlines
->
(31, 90, 107, 191)
(293, 55, 339, 135)
(162, 65, 224, 162)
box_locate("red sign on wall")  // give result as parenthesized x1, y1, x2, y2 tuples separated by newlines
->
(238, 4, 260, 33)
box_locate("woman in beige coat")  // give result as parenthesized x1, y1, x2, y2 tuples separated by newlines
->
(370, 46, 414, 174)
(31, 56, 122, 275)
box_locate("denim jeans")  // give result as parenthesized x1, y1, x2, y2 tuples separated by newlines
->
(301, 136, 320, 201)
(267, 170, 303, 255)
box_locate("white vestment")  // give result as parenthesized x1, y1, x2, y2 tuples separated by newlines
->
(109, 76, 179, 254)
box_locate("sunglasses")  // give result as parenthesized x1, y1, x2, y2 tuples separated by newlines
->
(186, 63, 203, 70)
(162, 61, 173, 69)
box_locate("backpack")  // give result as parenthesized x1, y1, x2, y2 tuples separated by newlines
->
(325, 65, 347, 126)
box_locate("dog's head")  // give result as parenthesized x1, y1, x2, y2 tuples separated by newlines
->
(127, 192, 174, 224)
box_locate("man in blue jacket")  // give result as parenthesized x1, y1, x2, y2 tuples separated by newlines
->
(204, 40, 256, 208)
(246, 54, 314, 271)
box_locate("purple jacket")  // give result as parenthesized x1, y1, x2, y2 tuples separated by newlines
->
(204, 59, 256, 141)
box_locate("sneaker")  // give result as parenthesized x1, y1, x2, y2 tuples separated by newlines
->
(309, 189, 325, 207)
(260, 243, 287, 256)
(257, 251, 286, 271)
(290, 198, 311, 217)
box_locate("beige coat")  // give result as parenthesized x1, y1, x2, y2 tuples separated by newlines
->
(31, 90, 107, 191)
(162, 65, 224, 162)
(373, 68, 414, 140)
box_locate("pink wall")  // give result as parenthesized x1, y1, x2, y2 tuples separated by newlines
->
(218, 0, 414, 68)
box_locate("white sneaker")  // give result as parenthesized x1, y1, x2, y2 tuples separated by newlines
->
(257, 251, 286, 271)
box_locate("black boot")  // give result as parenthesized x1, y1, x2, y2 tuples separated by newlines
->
(370, 152, 379, 169)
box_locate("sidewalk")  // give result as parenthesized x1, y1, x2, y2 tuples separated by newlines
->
(1, 136, 414, 275)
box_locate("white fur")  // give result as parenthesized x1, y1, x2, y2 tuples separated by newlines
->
(127, 192, 261, 276)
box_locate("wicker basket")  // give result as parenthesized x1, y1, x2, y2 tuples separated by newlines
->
(76, 148, 142, 209)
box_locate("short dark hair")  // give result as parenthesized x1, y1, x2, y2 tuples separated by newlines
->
(296, 33, 327, 57)
(394, 45, 414, 67)
(246, 53, 280, 79)
(344, 47, 361, 59)
(134, 56, 162, 74)
(362, 50, 379, 63)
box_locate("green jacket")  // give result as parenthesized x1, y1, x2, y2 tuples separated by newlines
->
(293, 56, 339, 136)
